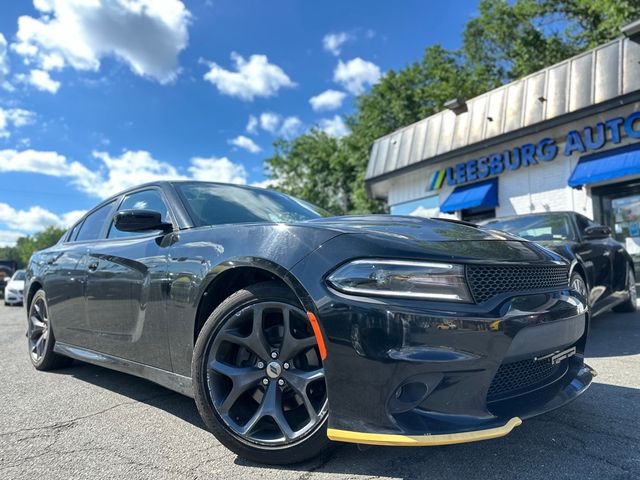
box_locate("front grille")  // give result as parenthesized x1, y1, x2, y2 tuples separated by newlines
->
(466, 264, 568, 303)
(487, 357, 564, 401)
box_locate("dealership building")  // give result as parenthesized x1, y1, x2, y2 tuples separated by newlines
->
(365, 31, 640, 256)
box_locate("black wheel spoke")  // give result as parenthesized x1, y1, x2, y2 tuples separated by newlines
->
(279, 306, 317, 360)
(282, 367, 324, 419)
(208, 360, 263, 414)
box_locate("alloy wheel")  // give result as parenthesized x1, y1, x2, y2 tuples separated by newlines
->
(205, 301, 327, 446)
(629, 269, 637, 305)
(571, 275, 588, 299)
(28, 296, 50, 363)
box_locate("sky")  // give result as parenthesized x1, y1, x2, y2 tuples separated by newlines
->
(0, 0, 477, 246)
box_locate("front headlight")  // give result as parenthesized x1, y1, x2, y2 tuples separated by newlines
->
(326, 259, 472, 302)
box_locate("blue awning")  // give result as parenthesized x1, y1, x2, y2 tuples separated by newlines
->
(569, 144, 640, 188)
(440, 178, 498, 213)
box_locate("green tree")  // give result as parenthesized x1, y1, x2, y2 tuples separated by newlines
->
(266, 0, 640, 214)
(0, 226, 66, 268)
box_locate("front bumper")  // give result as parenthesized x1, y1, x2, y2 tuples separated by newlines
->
(4, 290, 23, 304)
(290, 252, 593, 445)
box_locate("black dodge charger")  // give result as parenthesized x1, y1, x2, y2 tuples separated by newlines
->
(25, 181, 594, 464)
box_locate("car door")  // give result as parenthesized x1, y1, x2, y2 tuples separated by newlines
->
(84, 188, 173, 370)
(40, 226, 88, 347)
(44, 201, 117, 347)
(574, 214, 613, 307)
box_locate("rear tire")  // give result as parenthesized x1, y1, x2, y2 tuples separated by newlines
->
(192, 281, 330, 464)
(27, 290, 72, 370)
(613, 267, 637, 313)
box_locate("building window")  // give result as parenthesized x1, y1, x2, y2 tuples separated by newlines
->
(461, 206, 496, 223)
(390, 195, 439, 218)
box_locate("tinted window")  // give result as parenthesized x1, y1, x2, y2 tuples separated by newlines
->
(67, 222, 82, 242)
(108, 189, 170, 239)
(75, 201, 116, 242)
(485, 214, 573, 241)
(12, 270, 26, 281)
(576, 214, 597, 233)
(175, 183, 327, 226)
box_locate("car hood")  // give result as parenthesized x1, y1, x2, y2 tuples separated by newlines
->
(530, 240, 577, 261)
(304, 216, 566, 264)
(6, 280, 24, 290)
(306, 215, 524, 242)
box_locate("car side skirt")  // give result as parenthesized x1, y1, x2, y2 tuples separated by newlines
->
(327, 417, 522, 446)
(54, 342, 194, 398)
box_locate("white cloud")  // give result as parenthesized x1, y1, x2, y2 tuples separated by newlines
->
(309, 89, 346, 111)
(228, 135, 261, 153)
(188, 156, 247, 184)
(19, 69, 61, 93)
(333, 57, 381, 95)
(279, 116, 302, 139)
(323, 32, 351, 56)
(0, 108, 36, 138)
(11, 0, 191, 88)
(255, 112, 301, 138)
(259, 112, 281, 134)
(90, 150, 185, 198)
(250, 178, 276, 189)
(0, 149, 91, 179)
(319, 115, 349, 138)
(246, 115, 258, 135)
(0, 34, 10, 90)
(0, 202, 85, 233)
(0, 148, 250, 200)
(0, 230, 25, 247)
(202, 52, 295, 101)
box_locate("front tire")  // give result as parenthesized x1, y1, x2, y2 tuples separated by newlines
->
(613, 267, 637, 313)
(27, 290, 72, 370)
(192, 281, 330, 464)
(570, 272, 588, 306)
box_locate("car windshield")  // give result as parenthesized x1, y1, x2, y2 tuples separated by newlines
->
(484, 214, 574, 241)
(12, 270, 26, 281)
(175, 183, 330, 226)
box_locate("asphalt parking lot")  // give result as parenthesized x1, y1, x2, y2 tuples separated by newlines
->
(1, 303, 639, 480)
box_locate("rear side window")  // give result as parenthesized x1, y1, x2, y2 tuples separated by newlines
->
(67, 222, 82, 242)
(107, 189, 170, 239)
(75, 201, 116, 242)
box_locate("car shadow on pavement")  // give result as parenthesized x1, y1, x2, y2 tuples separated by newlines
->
(51, 362, 207, 431)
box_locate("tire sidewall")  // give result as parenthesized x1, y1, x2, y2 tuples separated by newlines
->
(191, 282, 330, 464)
(28, 290, 58, 370)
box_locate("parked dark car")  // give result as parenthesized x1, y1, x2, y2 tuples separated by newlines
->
(25, 181, 594, 464)
(483, 212, 636, 317)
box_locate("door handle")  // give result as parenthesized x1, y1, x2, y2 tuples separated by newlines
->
(88, 261, 99, 272)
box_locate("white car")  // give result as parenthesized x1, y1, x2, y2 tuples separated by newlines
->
(4, 270, 25, 306)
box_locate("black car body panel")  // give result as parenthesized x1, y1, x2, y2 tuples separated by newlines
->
(25, 182, 596, 445)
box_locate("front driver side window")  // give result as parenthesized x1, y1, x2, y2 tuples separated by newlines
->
(576, 215, 597, 234)
(108, 189, 171, 239)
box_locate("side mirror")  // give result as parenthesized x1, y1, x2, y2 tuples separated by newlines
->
(584, 225, 611, 239)
(114, 209, 172, 233)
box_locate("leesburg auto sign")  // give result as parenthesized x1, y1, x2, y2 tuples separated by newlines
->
(429, 111, 640, 190)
